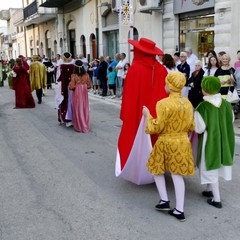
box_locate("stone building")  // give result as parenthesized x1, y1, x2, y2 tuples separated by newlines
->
(0, 0, 239, 64)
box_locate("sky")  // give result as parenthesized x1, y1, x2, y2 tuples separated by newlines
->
(0, 0, 22, 10)
(0, 0, 23, 26)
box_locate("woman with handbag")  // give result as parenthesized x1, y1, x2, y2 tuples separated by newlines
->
(214, 53, 235, 99)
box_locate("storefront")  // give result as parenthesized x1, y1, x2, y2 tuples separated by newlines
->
(174, 0, 215, 59)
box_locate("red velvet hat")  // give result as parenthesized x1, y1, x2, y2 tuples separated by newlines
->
(128, 38, 164, 55)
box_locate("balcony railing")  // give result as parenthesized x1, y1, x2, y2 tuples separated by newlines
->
(23, 0, 38, 20)
(40, 0, 86, 13)
(20, 0, 57, 26)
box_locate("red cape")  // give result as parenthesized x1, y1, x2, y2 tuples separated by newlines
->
(118, 49, 168, 170)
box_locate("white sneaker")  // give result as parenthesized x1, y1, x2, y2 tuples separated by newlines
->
(66, 122, 73, 127)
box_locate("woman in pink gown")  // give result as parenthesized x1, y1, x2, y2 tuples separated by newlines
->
(68, 60, 92, 132)
(12, 58, 35, 109)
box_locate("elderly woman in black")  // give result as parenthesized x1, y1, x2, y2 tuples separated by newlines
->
(188, 60, 205, 108)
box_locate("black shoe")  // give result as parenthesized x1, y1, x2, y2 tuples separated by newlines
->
(207, 199, 222, 208)
(155, 200, 170, 211)
(202, 191, 213, 197)
(168, 208, 186, 222)
(38, 100, 42, 104)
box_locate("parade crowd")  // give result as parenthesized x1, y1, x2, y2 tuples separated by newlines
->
(0, 39, 239, 222)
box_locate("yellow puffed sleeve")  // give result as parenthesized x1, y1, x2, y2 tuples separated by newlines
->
(145, 101, 165, 134)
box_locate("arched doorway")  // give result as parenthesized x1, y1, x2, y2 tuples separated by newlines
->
(80, 35, 87, 58)
(89, 33, 96, 60)
(128, 27, 139, 62)
(45, 30, 51, 58)
(60, 38, 63, 53)
(36, 40, 39, 55)
(54, 40, 57, 57)
(30, 39, 33, 57)
(67, 20, 76, 58)
(40, 42, 44, 57)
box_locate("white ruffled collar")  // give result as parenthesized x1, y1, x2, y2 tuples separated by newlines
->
(203, 93, 222, 107)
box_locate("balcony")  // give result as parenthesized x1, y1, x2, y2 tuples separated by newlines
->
(21, 0, 57, 26)
(40, 0, 85, 13)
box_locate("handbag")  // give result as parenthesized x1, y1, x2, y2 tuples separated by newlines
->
(226, 87, 239, 103)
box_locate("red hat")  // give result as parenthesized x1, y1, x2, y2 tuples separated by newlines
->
(128, 38, 164, 56)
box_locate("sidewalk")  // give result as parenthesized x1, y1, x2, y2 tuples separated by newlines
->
(88, 90, 240, 136)
(234, 116, 240, 137)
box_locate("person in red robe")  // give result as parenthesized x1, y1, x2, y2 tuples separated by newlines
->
(115, 38, 168, 184)
(18, 55, 30, 72)
(12, 58, 35, 109)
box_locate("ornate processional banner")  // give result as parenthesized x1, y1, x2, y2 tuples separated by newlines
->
(119, 0, 134, 26)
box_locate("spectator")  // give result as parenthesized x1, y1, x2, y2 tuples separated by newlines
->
(173, 52, 181, 67)
(89, 59, 99, 94)
(78, 53, 89, 71)
(204, 55, 220, 77)
(214, 53, 235, 99)
(115, 53, 127, 96)
(107, 66, 116, 98)
(217, 51, 226, 67)
(177, 51, 190, 98)
(162, 54, 177, 73)
(234, 50, 240, 70)
(185, 47, 198, 76)
(204, 50, 217, 67)
(188, 60, 205, 108)
(122, 63, 130, 88)
(97, 56, 108, 96)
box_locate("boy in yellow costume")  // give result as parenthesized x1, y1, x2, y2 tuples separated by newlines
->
(142, 71, 195, 222)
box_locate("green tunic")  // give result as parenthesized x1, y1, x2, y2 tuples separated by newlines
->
(196, 100, 235, 170)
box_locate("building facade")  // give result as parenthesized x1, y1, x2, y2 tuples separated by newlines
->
(0, 0, 239, 64)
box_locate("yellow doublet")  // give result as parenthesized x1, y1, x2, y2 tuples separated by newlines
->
(29, 62, 47, 91)
(146, 92, 195, 176)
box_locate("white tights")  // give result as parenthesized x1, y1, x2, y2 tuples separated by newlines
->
(154, 174, 185, 212)
(210, 182, 220, 202)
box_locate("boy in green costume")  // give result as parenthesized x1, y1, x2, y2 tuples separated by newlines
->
(194, 76, 235, 208)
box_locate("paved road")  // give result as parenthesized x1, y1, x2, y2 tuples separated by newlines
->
(0, 85, 240, 240)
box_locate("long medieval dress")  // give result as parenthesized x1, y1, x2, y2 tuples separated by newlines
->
(57, 62, 75, 123)
(12, 66, 35, 109)
(68, 73, 92, 132)
(115, 47, 168, 185)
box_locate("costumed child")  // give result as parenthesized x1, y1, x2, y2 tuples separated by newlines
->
(142, 71, 195, 222)
(194, 76, 235, 208)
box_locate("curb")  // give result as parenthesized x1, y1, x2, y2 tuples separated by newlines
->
(88, 90, 240, 137)
(88, 91, 122, 105)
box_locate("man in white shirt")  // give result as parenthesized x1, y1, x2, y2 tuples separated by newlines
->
(116, 52, 127, 96)
(185, 47, 198, 76)
(78, 53, 89, 71)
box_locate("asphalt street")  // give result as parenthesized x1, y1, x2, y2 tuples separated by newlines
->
(0, 83, 240, 240)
